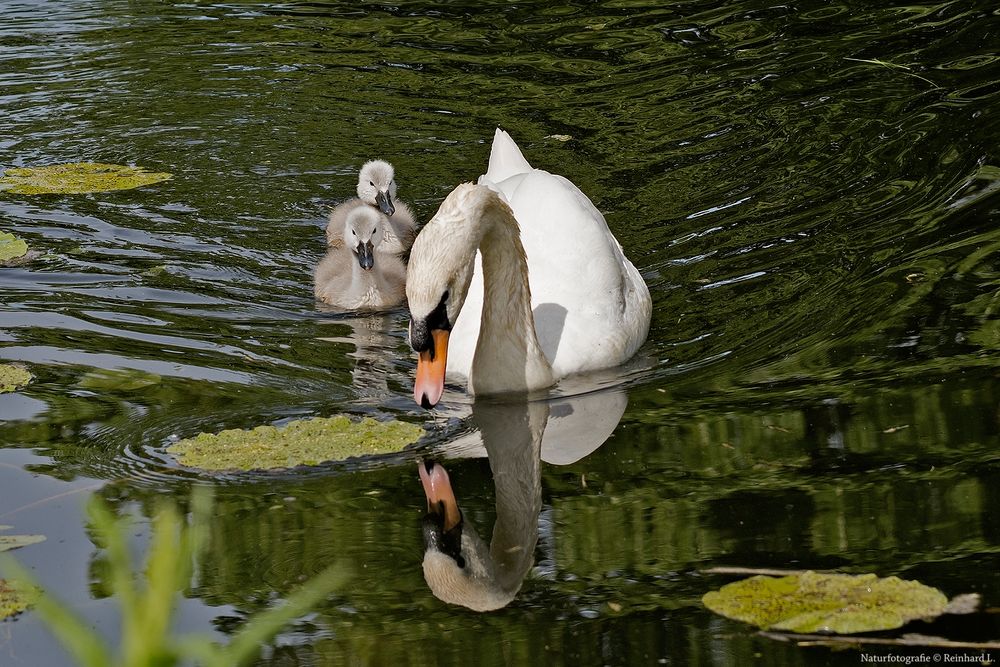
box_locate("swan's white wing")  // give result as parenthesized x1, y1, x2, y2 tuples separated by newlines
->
(498, 169, 651, 377)
(449, 129, 651, 384)
(482, 128, 533, 185)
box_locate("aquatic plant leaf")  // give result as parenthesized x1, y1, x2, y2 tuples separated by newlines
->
(167, 415, 425, 471)
(0, 578, 38, 620)
(78, 368, 162, 392)
(0, 532, 46, 552)
(0, 232, 28, 262)
(0, 364, 32, 393)
(0, 163, 172, 195)
(702, 571, 949, 634)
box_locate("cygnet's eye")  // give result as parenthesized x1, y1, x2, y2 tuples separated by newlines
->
(369, 180, 374, 187)
(351, 230, 356, 236)
(371, 229, 376, 235)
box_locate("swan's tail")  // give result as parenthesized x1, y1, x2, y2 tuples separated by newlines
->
(480, 128, 532, 186)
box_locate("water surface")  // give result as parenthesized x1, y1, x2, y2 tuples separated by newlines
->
(2, 0, 1000, 664)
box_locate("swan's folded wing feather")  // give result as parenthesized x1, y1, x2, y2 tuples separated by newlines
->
(482, 128, 533, 184)
(504, 169, 650, 376)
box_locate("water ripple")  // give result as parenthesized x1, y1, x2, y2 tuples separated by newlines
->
(0, 0, 998, 486)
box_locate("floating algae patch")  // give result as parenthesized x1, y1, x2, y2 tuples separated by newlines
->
(0, 232, 28, 263)
(0, 579, 37, 621)
(0, 365, 32, 393)
(168, 415, 425, 471)
(0, 526, 46, 553)
(0, 163, 172, 194)
(702, 571, 949, 634)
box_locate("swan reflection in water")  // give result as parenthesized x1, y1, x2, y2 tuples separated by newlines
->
(418, 387, 627, 611)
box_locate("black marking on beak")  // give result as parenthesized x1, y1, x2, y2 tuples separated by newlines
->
(356, 240, 374, 270)
(375, 190, 395, 217)
(409, 318, 432, 358)
(408, 290, 451, 356)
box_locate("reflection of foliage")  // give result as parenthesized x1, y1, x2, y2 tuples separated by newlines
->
(0, 163, 171, 194)
(550, 372, 1000, 585)
(703, 571, 949, 633)
(78, 368, 163, 392)
(187, 472, 425, 606)
(2, 490, 345, 667)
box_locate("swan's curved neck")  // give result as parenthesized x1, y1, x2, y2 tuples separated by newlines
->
(470, 198, 554, 395)
(478, 400, 545, 593)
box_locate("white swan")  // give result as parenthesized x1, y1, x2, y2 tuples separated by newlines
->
(419, 400, 545, 611)
(314, 202, 406, 310)
(355, 159, 416, 254)
(407, 129, 651, 407)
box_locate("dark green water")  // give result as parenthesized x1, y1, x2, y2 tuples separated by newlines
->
(2, 0, 1000, 664)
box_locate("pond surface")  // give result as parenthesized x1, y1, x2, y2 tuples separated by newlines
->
(2, 0, 1000, 664)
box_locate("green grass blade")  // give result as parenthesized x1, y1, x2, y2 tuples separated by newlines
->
(208, 565, 347, 667)
(132, 503, 187, 666)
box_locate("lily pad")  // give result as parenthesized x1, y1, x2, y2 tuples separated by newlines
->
(0, 364, 32, 393)
(0, 579, 38, 620)
(703, 571, 949, 634)
(167, 415, 425, 471)
(0, 526, 46, 552)
(0, 163, 172, 195)
(0, 232, 28, 263)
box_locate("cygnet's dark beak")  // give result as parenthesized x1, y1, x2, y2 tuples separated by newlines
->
(375, 190, 395, 217)
(356, 240, 374, 271)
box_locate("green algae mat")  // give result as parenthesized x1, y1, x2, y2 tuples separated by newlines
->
(0, 527, 46, 621)
(0, 365, 32, 393)
(703, 571, 950, 634)
(168, 416, 425, 471)
(0, 163, 171, 195)
(0, 579, 37, 621)
(0, 232, 28, 263)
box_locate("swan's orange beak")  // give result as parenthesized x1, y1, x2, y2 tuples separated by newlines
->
(414, 329, 449, 409)
(419, 460, 461, 531)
